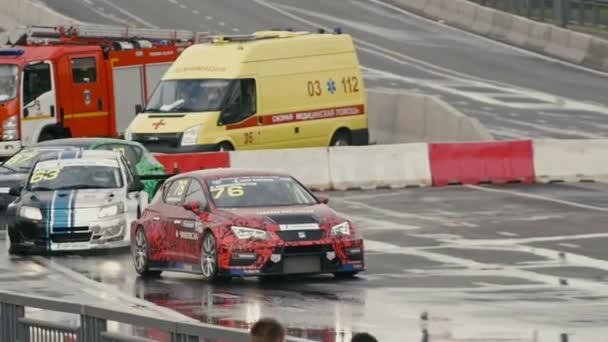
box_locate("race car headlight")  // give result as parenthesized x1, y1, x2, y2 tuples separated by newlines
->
(181, 125, 200, 146)
(230, 226, 269, 240)
(331, 221, 351, 237)
(20, 206, 42, 221)
(2, 115, 18, 141)
(98, 203, 124, 218)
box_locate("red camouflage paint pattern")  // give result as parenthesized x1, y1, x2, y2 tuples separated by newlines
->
(130, 169, 365, 276)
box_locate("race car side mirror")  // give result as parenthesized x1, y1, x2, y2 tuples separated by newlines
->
(316, 194, 329, 204)
(8, 185, 22, 197)
(184, 201, 201, 214)
(129, 180, 145, 193)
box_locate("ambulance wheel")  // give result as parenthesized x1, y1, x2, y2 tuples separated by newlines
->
(217, 142, 234, 152)
(330, 130, 351, 146)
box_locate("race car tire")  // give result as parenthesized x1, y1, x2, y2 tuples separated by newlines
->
(133, 227, 161, 277)
(333, 271, 359, 279)
(201, 231, 220, 281)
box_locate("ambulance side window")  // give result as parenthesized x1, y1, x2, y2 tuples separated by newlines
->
(72, 57, 97, 84)
(23, 63, 52, 105)
(220, 79, 256, 124)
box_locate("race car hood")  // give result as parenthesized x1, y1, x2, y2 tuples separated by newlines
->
(216, 205, 347, 232)
(22, 189, 124, 210)
(0, 171, 28, 191)
(129, 112, 220, 134)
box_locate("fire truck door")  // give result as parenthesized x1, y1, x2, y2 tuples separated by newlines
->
(65, 55, 109, 136)
(21, 61, 57, 146)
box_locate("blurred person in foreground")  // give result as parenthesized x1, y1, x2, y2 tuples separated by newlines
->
(250, 318, 286, 342)
(352, 332, 378, 342)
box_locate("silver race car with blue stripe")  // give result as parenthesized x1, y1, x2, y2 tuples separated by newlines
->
(7, 149, 148, 254)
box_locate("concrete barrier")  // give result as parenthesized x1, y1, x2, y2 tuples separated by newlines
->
(383, 0, 608, 72)
(471, 6, 496, 36)
(229, 148, 331, 191)
(328, 144, 431, 190)
(544, 27, 591, 64)
(533, 139, 608, 183)
(582, 37, 608, 70)
(505, 16, 533, 46)
(367, 90, 494, 144)
(488, 10, 513, 41)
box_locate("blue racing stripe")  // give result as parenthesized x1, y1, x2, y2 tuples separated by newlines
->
(45, 206, 50, 252)
(52, 190, 72, 232)
(59, 149, 79, 160)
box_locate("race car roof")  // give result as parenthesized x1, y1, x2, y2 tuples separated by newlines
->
(34, 137, 145, 149)
(171, 168, 292, 181)
(36, 149, 121, 163)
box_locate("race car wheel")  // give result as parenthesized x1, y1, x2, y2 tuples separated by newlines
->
(201, 232, 219, 281)
(133, 227, 161, 277)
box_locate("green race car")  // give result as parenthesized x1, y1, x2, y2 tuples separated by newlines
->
(4, 138, 168, 197)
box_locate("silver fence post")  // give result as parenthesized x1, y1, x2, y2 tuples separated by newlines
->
(1, 303, 24, 342)
(80, 314, 107, 342)
(554, 0, 569, 26)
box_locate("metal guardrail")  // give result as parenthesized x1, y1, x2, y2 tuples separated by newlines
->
(0, 290, 254, 342)
(470, 0, 608, 28)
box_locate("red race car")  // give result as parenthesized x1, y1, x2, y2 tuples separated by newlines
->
(130, 168, 365, 281)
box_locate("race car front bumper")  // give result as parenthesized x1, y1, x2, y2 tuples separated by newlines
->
(219, 239, 365, 277)
(8, 216, 129, 254)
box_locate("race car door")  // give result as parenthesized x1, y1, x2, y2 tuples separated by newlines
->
(160, 178, 189, 263)
(172, 178, 207, 264)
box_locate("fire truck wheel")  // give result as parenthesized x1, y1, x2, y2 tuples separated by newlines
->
(38, 132, 55, 142)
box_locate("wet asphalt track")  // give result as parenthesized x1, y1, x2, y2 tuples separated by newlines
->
(5, 183, 608, 341)
(40, 0, 608, 140)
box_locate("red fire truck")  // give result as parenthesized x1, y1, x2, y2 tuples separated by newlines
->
(0, 24, 205, 158)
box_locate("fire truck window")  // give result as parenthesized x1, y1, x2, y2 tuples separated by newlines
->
(220, 79, 256, 124)
(23, 63, 52, 106)
(71, 57, 97, 84)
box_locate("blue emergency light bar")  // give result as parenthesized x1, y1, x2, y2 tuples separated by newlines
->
(0, 49, 25, 57)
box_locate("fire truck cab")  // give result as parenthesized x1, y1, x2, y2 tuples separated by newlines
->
(0, 25, 204, 158)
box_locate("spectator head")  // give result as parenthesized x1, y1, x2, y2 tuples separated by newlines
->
(250, 318, 286, 342)
(351, 332, 378, 342)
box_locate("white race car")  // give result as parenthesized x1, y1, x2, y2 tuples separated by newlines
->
(7, 149, 148, 254)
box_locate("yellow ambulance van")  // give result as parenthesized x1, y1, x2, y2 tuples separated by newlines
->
(124, 30, 368, 152)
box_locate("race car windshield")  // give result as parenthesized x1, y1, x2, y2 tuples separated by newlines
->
(27, 163, 123, 191)
(145, 79, 232, 113)
(2, 148, 51, 171)
(207, 176, 318, 208)
(0, 64, 19, 103)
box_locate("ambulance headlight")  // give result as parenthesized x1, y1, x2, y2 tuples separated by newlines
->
(98, 203, 124, 218)
(20, 206, 42, 221)
(3, 116, 18, 141)
(181, 125, 200, 146)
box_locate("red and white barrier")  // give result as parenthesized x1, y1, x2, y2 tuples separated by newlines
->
(152, 139, 608, 190)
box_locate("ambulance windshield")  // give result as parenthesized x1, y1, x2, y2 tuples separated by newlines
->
(146, 79, 232, 113)
(0, 65, 18, 103)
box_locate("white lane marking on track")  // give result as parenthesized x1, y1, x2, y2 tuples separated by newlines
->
(255, 0, 608, 118)
(95, 0, 158, 28)
(497, 232, 519, 237)
(466, 185, 608, 212)
(31, 256, 200, 322)
(339, 198, 479, 227)
(368, 0, 608, 78)
(450, 232, 608, 246)
(559, 243, 581, 249)
(192, 9, 200, 14)
(180, 4, 187, 9)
